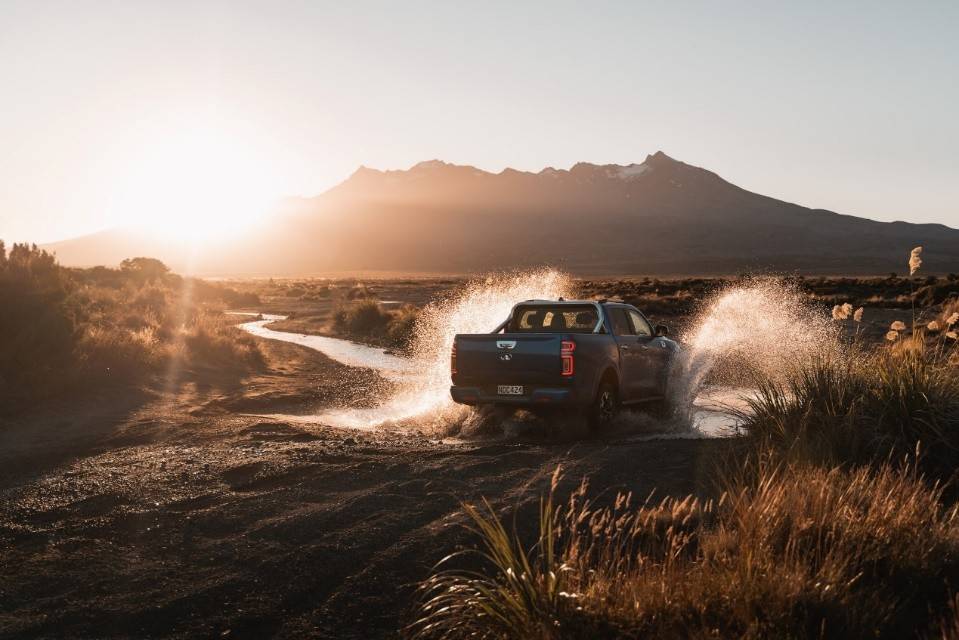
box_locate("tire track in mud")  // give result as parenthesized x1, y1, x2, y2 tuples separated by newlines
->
(297, 440, 720, 639)
(0, 329, 727, 639)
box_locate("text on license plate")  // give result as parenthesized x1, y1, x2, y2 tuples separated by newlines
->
(497, 385, 524, 395)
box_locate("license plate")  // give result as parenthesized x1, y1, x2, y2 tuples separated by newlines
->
(497, 385, 524, 395)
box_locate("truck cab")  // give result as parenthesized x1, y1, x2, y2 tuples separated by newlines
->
(450, 299, 678, 428)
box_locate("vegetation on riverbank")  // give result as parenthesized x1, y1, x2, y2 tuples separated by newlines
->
(237, 272, 957, 349)
(737, 331, 959, 481)
(332, 298, 420, 350)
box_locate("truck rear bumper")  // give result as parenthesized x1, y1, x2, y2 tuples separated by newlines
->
(450, 386, 575, 407)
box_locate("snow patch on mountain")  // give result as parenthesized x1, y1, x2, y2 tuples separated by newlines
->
(615, 162, 652, 180)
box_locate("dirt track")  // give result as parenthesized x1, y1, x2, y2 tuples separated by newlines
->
(1, 337, 724, 639)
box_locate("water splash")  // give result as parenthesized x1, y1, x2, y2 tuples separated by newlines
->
(671, 278, 840, 430)
(238, 275, 837, 439)
(313, 275, 835, 438)
(312, 268, 574, 433)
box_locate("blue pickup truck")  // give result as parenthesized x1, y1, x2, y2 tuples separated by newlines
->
(450, 299, 679, 428)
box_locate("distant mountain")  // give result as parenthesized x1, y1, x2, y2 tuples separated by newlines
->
(45, 152, 959, 275)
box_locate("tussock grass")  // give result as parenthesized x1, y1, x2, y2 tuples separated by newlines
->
(386, 304, 420, 349)
(334, 298, 391, 335)
(333, 298, 421, 350)
(409, 462, 959, 639)
(737, 336, 959, 480)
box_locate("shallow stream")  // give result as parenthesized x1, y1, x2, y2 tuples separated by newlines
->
(230, 311, 743, 438)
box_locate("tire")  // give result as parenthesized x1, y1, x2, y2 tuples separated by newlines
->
(646, 356, 676, 419)
(587, 380, 619, 431)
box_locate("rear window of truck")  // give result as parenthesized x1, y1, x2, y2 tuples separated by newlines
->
(507, 305, 599, 333)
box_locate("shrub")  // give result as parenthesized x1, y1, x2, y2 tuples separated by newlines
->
(0, 242, 78, 409)
(78, 324, 166, 377)
(182, 309, 264, 368)
(387, 304, 420, 349)
(332, 299, 421, 350)
(119, 256, 170, 282)
(334, 299, 392, 335)
(0, 241, 263, 414)
(191, 279, 261, 307)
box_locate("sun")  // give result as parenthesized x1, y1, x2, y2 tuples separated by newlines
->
(111, 123, 281, 244)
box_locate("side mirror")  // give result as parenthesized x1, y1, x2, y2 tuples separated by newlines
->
(655, 324, 669, 337)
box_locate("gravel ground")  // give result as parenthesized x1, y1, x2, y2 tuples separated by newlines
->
(1, 334, 725, 639)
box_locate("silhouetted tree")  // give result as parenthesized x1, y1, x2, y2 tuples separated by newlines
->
(120, 257, 170, 282)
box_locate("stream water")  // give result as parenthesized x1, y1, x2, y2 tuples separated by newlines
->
(231, 313, 743, 439)
(230, 273, 835, 440)
(237, 313, 413, 377)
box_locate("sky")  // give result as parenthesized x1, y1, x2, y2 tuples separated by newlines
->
(1, 0, 957, 244)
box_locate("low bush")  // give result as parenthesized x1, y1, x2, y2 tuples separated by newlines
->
(0, 241, 263, 414)
(0, 242, 79, 408)
(334, 299, 391, 335)
(333, 299, 421, 350)
(181, 309, 264, 368)
(387, 304, 420, 350)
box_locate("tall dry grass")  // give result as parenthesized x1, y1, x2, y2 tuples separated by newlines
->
(71, 271, 263, 378)
(410, 462, 959, 639)
(737, 334, 959, 480)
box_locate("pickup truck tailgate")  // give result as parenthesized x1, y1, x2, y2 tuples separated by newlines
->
(454, 333, 563, 384)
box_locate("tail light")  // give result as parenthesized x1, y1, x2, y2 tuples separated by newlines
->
(451, 342, 457, 377)
(561, 340, 576, 376)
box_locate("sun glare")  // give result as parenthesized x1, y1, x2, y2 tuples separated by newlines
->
(111, 125, 281, 245)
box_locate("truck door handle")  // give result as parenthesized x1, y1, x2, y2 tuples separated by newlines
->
(620, 345, 629, 352)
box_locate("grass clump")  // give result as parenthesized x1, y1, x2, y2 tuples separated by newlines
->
(334, 298, 391, 335)
(409, 462, 959, 640)
(333, 298, 421, 350)
(737, 335, 959, 480)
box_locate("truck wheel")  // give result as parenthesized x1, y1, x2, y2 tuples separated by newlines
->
(588, 381, 619, 431)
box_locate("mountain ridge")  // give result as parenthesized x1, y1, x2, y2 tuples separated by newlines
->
(44, 152, 959, 276)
